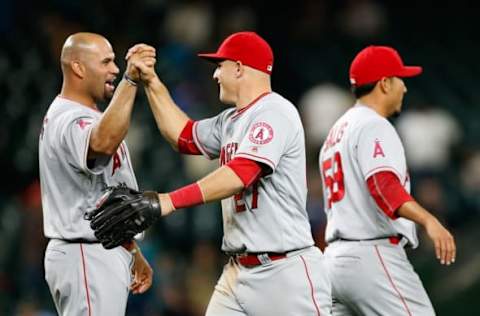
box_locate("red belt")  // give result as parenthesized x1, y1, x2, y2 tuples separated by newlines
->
(389, 236, 401, 245)
(235, 253, 287, 267)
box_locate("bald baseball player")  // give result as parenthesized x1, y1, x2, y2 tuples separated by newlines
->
(319, 45, 456, 315)
(126, 32, 332, 315)
(39, 33, 155, 316)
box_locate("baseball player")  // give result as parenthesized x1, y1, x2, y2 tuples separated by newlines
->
(123, 32, 332, 315)
(319, 45, 456, 315)
(39, 33, 155, 315)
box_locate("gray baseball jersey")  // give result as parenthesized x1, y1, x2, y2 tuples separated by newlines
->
(194, 92, 332, 316)
(39, 96, 137, 316)
(193, 92, 314, 253)
(39, 96, 138, 240)
(320, 103, 434, 315)
(319, 103, 418, 247)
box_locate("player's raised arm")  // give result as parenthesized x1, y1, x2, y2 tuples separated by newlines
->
(86, 32, 333, 315)
(144, 76, 190, 150)
(42, 33, 154, 316)
(88, 44, 156, 158)
(127, 46, 190, 151)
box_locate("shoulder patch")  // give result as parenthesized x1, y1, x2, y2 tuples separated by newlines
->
(373, 139, 386, 158)
(76, 118, 92, 130)
(249, 122, 274, 145)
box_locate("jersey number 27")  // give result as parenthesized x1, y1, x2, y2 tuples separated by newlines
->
(234, 183, 259, 212)
(322, 151, 345, 209)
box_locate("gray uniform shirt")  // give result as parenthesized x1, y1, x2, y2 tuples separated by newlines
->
(193, 92, 314, 253)
(319, 103, 418, 247)
(39, 96, 138, 240)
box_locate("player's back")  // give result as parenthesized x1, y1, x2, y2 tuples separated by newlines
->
(319, 103, 417, 245)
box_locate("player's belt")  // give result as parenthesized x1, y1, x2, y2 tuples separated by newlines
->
(233, 252, 287, 267)
(336, 236, 401, 245)
(388, 236, 401, 245)
(50, 238, 100, 244)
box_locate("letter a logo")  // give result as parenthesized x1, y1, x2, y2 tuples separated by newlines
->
(255, 128, 264, 140)
(373, 139, 385, 158)
(249, 122, 273, 145)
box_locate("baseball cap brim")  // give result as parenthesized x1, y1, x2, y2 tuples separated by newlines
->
(197, 53, 228, 63)
(397, 66, 423, 78)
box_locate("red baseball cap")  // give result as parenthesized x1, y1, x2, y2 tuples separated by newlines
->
(198, 31, 274, 75)
(349, 45, 423, 87)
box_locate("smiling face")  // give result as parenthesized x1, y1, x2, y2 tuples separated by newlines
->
(82, 39, 119, 102)
(212, 60, 240, 105)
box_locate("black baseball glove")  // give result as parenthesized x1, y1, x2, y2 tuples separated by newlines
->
(84, 183, 161, 249)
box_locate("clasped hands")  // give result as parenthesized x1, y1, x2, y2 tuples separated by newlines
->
(124, 43, 158, 85)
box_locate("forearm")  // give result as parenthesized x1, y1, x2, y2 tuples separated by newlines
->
(397, 200, 439, 227)
(89, 79, 137, 157)
(398, 200, 455, 265)
(160, 166, 245, 215)
(198, 165, 245, 203)
(145, 76, 190, 150)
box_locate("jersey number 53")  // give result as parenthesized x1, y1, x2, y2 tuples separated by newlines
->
(322, 151, 345, 209)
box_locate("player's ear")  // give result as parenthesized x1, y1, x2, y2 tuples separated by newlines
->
(71, 60, 86, 79)
(398, 77, 407, 93)
(235, 61, 244, 78)
(378, 77, 390, 94)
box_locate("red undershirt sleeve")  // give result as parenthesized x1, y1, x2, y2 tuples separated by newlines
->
(366, 171, 414, 219)
(226, 157, 264, 188)
(177, 120, 202, 155)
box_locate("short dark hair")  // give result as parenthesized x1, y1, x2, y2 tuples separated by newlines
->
(351, 82, 377, 98)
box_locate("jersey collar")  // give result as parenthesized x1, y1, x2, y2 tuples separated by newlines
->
(231, 92, 271, 120)
(56, 95, 101, 112)
(354, 101, 382, 117)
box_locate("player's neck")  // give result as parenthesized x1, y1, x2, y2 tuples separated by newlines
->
(358, 96, 389, 118)
(235, 82, 271, 110)
(60, 83, 96, 109)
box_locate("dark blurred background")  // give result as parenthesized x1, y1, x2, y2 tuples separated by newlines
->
(1, 0, 479, 315)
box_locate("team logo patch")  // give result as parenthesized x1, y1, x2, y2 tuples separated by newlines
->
(249, 122, 274, 145)
(76, 118, 92, 130)
(373, 139, 385, 158)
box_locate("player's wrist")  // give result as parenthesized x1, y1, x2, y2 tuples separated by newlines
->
(423, 214, 441, 231)
(142, 73, 159, 87)
(123, 72, 139, 86)
(147, 75, 166, 92)
(130, 243, 140, 256)
(122, 240, 139, 254)
(168, 182, 204, 211)
(159, 193, 175, 216)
